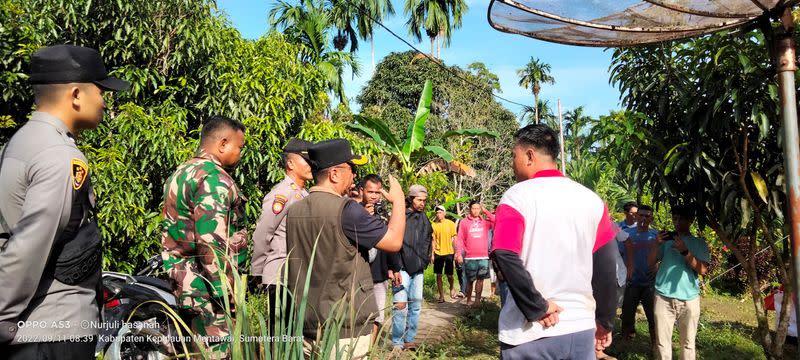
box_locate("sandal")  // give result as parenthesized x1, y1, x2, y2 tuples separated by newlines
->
(437, 298, 445, 303)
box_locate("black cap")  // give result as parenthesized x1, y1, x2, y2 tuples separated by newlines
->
(29, 45, 130, 91)
(284, 138, 313, 161)
(308, 139, 368, 170)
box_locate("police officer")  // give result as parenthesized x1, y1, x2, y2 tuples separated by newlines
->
(250, 138, 313, 329)
(0, 45, 129, 359)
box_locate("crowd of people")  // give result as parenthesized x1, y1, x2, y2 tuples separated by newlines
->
(0, 45, 713, 360)
(603, 202, 710, 360)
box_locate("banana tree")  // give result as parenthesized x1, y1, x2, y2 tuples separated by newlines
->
(347, 79, 498, 181)
(426, 195, 472, 220)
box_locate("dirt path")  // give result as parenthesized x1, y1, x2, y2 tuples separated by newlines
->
(376, 280, 495, 358)
(413, 283, 494, 345)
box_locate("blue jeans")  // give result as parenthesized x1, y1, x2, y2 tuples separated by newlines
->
(498, 280, 509, 306)
(391, 270, 424, 347)
(457, 263, 467, 293)
(500, 329, 595, 360)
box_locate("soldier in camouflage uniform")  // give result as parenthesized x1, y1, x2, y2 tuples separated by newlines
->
(160, 116, 248, 358)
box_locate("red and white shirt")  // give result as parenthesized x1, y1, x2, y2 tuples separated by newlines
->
(491, 169, 616, 345)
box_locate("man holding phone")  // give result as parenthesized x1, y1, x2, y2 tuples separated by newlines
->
(648, 205, 709, 360)
(356, 174, 393, 344)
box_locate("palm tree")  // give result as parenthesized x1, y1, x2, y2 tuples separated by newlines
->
(563, 106, 594, 161)
(405, 0, 468, 59)
(442, 0, 467, 54)
(517, 57, 555, 124)
(269, 0, 361, 106)
(346, 0, 395, 71)
(329, 0, 362, 52)
(269, 0, 328, 60)
(521, 99, 555, 125)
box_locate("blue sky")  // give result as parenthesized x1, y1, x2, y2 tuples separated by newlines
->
(216, 0, 622, 118)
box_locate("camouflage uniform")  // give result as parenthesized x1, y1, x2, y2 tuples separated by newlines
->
(160, 150, 247, 357)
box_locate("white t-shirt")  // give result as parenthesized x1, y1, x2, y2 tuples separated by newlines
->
(492, 170, 616, 345)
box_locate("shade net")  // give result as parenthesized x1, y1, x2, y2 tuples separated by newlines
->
(488, 0, 793, 47)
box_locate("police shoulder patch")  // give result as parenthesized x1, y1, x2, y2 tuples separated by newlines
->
(272, 195, 288, 214)
(71, 158, 89, 190)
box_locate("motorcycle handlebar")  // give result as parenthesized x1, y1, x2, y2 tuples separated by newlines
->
(135, 255, 163, 276)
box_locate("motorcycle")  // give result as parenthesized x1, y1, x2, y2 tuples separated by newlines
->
(96, 255, 184, 360)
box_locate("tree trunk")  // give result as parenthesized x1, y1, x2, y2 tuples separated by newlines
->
(456, 137, 465, 215)
(430, 36, 435, 58)
(744, 237, 775, 358)
(773, 277, 793, 358)
(534, 91, 540, 124)
(437, 33, 441, 58)
(557, 99, 566, 172)
(708, 219, 785, 360)
(732, 128, 793, 358)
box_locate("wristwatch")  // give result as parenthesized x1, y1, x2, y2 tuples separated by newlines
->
(680, 249, 690, 256)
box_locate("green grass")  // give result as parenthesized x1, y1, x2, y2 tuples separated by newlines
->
(604, 294, 798, 360)
(604, 316, 767, 360)
(245, 264, 796, 359)
(415, 300, 501, 360)
(405, 292, 798, 360)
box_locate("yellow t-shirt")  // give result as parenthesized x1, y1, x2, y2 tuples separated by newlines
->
(432, 219, 457, 256)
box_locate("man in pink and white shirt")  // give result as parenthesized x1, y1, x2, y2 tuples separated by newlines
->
(490, 124, 618, 360)
(455, 200, 495, 306)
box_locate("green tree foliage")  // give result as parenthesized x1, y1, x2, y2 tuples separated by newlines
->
(348, 79, 497, 181)
(563, 106, 592, 161)
(358, 51, 447, 118)
(331, 0, 395, 70)
(268, 0, 361, 106)
(467, 62, 501, 93)
(404, 0, 468, 57)
(536, 107, 637, 214)
(0, 0, 331, 272)
(328, 0, 394, 54)
(609, 26, 796, 358)
(517, 57, 555, 124)
(356, 51, 518, 213)
(523, 99, 557, 126)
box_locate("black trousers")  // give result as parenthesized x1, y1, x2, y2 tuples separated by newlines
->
(6, 338, 97, 360)
(621, 285, 656, 339)
(266, 284, 293, 335)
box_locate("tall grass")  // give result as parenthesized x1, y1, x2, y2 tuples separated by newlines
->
(126, 229, 393, 359)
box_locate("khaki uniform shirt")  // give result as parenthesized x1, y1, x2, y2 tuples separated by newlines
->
(251, 175, 308, 285)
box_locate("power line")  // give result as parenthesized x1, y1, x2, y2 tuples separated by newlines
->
(702, 234, 789, 286)
(342, 0, 531, 110)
